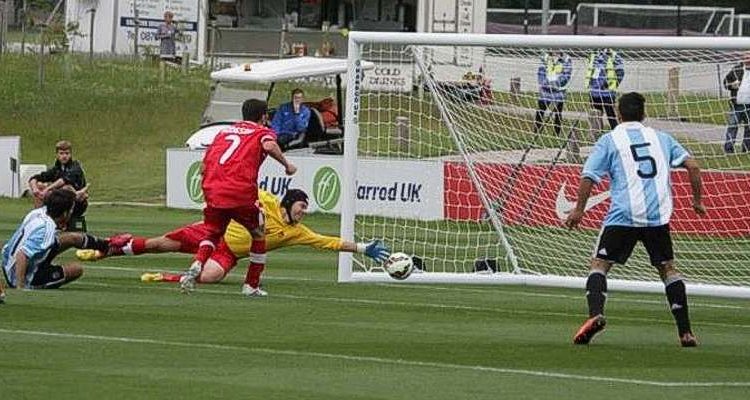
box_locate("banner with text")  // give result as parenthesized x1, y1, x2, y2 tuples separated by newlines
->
(361, 62, 414, 93)
(166, 149, 444, 220)
(118, 0, 199, 55)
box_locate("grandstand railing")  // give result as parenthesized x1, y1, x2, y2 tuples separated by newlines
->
(575, 3, 735, 36)
(717, 14, 750, 36)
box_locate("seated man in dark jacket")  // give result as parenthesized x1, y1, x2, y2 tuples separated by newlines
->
(28, 140, 89, 220)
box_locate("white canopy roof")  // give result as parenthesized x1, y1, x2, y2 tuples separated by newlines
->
(210, 57, 375, 83)
(186, 123, 234, 150)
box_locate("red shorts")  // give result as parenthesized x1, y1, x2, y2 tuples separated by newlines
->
(210, 240, 240, 275)
(164, 223, 240, 276)
(202, 204, 261, 246)
(165, 223, 210, 254)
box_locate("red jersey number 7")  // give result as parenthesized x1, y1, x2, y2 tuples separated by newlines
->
(219, 134, 242, 165)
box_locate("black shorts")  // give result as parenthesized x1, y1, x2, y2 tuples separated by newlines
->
(593, 224, 674, 267)
(30, 241, 66, 289)
(2, 240, 65, 289)
(30, 263, 66, 289)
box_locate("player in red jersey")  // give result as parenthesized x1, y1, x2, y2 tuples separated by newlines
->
(180, 98, 296, 296)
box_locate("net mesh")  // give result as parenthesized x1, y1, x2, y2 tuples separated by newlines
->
(352, 41, 750, 287)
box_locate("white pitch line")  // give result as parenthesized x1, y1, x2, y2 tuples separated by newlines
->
(379, 283, 748, 310)
(87, 264, 749, 310)
(90, 265, 329, 282)
(0, 328, 747, 388)
(88, 201, 163, 207)
(76, 281, 750, 330)
(90, 265, 148, 272)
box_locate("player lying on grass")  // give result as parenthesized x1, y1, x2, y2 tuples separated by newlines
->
(1, 189, 125, 301)
(77, 189, 390, 295)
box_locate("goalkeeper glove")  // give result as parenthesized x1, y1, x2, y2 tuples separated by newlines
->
(362, 239, 390, 263)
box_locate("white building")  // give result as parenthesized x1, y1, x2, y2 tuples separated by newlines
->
(65, 0, 487, 63)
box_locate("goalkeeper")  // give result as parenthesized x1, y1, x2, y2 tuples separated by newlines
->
(77, 189, 389, 293)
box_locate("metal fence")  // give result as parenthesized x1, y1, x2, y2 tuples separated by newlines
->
(207, 26, 349, 61)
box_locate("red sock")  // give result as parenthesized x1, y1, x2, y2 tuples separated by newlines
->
(131, 237, 147, 255)
(245, 264, 265, 288)
(162, 272, 211, 284)
(244, 239, 266, 287)
(162, 272, 182, 282)
(112, 236, 147, 256)
(194, 241, 215, 264)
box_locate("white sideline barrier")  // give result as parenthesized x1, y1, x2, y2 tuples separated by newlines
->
(166, 148, 444, 221)
(0, 136, 21, 198)
(19, 164, 47, 197)
(350, 272, 750, 299)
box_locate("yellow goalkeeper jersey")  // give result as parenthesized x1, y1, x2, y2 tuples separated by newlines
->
(223, 190, 344, 257)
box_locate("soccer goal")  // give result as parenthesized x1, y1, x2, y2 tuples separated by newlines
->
(338, 32, 750, 298)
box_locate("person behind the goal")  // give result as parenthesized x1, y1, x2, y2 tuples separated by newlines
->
(565, 92, 705, 347)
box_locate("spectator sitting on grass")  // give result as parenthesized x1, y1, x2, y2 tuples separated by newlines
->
(28, 140, 89, 220)
(270, 88, 311, 148)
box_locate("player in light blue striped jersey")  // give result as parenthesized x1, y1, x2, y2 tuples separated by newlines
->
(1, 189, 112, 302)
(565, 92, 706, 347)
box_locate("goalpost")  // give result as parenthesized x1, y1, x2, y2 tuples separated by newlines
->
(338, 32, 750, 298)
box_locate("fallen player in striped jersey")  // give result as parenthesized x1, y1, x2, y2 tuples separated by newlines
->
(2, 189, 119, 301)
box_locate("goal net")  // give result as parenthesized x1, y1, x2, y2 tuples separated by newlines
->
(338, 33, 750, 298)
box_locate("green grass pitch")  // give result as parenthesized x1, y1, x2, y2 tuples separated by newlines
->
(0, 199, 748, 400)
(1, 54, 749, 399)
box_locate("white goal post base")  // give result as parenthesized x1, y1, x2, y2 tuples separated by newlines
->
(349, 273, 750, 299)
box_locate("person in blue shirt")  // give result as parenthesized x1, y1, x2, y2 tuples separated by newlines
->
(565, 92, 705, 348)
(270, 88, 311, 147)
(1, 189, 114, 301)
(585, 48, 625, 131)
(534, 51, 572, 136)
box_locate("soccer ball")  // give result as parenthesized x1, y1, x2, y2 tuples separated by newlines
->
(384, 252, 414, 280)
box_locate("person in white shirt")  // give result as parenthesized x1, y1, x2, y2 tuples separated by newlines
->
(723, 53, 750, 153)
